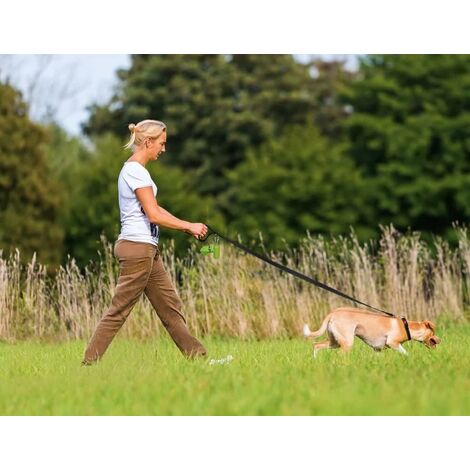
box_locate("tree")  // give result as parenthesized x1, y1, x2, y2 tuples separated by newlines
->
(308, 58, 356, 139)
(223, 124, 368, 250)
(343, 55, 470, 237)
(84, 55, 352, 197)
(0, 83, 64, 267)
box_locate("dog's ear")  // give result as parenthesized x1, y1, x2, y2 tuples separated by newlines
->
(425, 320, 436, 332)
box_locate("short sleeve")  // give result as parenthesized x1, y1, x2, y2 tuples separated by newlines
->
(122, 164, 153, 192)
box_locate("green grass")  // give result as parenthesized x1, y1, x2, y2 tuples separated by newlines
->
(0, 325, 469, 415)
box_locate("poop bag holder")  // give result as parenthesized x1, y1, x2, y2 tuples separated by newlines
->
(199, 235, 220, 259)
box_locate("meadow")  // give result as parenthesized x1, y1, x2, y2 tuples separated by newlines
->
(0, 323, 468, 415)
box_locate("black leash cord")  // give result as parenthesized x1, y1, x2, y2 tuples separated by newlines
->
(199, 225, 396, 318)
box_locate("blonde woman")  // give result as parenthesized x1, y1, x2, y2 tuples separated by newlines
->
(83, 120, 208, 364)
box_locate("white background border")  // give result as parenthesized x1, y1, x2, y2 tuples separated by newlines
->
(1, 1, 470, 53)
(0, 416, 467, 469)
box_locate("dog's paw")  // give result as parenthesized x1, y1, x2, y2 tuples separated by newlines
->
(208, 355, 233, 366)
(303, 324, 311, 337)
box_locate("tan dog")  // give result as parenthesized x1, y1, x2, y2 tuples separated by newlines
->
(303, 307, 440, 357)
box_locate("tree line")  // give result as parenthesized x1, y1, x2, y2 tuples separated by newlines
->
(1, 54, 469, 270)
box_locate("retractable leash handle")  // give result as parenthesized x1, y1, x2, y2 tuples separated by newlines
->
(198, 225, 397, 318)
(198, 226, 217, 242)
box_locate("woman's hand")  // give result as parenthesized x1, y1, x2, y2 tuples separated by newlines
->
(185, 222, 209, 240)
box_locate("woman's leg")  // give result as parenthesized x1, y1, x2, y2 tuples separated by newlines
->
(144, 250, 207, 358)
(82, 240, 156, 364)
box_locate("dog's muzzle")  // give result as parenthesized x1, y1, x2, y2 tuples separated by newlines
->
(425, 336, 441, 349)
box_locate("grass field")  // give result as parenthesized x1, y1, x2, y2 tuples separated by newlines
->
(0, 324, 468, 416)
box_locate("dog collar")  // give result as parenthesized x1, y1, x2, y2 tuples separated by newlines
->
(401, 317, 412, 341)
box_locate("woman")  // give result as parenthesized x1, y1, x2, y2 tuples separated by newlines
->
(83, 119, 208, 364)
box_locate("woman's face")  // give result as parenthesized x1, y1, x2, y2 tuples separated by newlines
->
(146, 131, 167, 160)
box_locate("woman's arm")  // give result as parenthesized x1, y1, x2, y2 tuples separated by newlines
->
(135, 186, 207, 238)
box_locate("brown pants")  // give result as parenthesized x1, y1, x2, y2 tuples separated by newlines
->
(83, 239, 206, 364)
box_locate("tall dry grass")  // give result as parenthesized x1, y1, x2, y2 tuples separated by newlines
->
(0, 226, 469, 342)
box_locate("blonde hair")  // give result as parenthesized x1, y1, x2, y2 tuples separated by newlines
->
(123, 119, 167, 150)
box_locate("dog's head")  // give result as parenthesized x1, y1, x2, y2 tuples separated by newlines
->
(420, 320, 441, 349)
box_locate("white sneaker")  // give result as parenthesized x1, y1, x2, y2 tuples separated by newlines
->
(208, 355, 233, 366)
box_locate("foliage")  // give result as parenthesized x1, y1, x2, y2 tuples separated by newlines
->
(223, 124, 369, 248)
(84, 55, 352, 197)
(0, 83, 64, 268)
(61, 133, 124, 267)
(343, 54, 470, 238)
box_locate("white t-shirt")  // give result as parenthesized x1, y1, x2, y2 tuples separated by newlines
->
(117, 161, 160, 246)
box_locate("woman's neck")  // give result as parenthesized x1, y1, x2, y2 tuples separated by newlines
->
(127, 149, 149, 166)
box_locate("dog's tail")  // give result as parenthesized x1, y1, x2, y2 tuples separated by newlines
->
(303, 314, 331, 339)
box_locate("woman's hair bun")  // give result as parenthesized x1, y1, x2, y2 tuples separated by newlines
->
(123, 119, 166, 150)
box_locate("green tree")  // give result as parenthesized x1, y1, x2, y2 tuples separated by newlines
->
(40, 123, 93, 262)
(41, 123, 91, 182)
(343, 55, 470, 237)
(223, 124, 367, 249)
(309, 58, 356, 139)
(60, 133, 121, 267)
(84, 55, 352, 198)
(0, 83, 64, 268)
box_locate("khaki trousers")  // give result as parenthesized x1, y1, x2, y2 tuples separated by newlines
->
(83, 239, 206, 363)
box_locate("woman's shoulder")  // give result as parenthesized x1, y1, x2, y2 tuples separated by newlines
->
(119, 161, 155, 191)
(122, 161, 150, 175)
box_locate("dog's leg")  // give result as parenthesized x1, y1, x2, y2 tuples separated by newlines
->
(397, 344, 408, 355)
(313, 339, 332, 358)
(339, 343, 354, 353)
(388, 342, 408, 355)
(329, 324, 354, 353)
